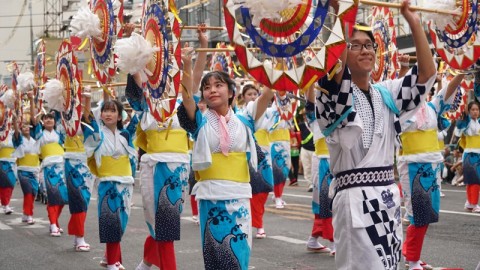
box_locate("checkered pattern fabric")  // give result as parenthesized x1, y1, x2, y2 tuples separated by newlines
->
(316, 65, 427, 137)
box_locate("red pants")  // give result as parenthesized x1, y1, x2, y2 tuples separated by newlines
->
(46, 204, 64, 226)
(397, 182, 403, 199)
(0, 187, 13, 206)
(251, 192, 268, 228)
(190, 195, 198, 216)
(106, 242, 122, 265)
(68, 212, 87, 237)
(23, 194, 35, 216)
(466, 184, 480, 205)
(143, 236, 177, 270)
(311, 215, 334, 242)
(403, 224, 428, 262)
(273, 182, 285, 198)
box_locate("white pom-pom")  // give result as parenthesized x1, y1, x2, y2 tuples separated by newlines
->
(423, 0, 460, 31)
(17, 72, 35, 93)
(41, 79, 65, 112)
(70, 7, 102, 39)
(0, 89, 16, 110)
(235, 0, 303, 26)
(114, 32, 160, 82)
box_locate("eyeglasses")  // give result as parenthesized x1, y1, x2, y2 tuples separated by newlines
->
(347, 42, 378, 51)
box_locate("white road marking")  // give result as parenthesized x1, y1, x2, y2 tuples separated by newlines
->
(281, 193, 480, 218)
(269, 236, 307, 245)
(0, 220, 12, 230)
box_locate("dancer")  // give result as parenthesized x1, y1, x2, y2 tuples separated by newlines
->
(315, 1, 436, 268)
(240, 84, 274, 239)
(178, 51, 272, 269)
(304, 86, 334, 255)
(63, 87, 96, 252)
(12, 96, 39, 224)
(32, 108, 68, 237)
(84, 93, 138, 270)
(457, 101, 480, 213)
(0, 120, 17, 215)
(399, 74, 463, 270)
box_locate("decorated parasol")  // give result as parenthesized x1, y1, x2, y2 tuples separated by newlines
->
(44, 40, 83, 137)
(370, 6, 398, 82)
(210, 42, 234, 78)
(223, 0, 358, 91)
(428, 0, 480, 69)
(34, 39, 46, 110)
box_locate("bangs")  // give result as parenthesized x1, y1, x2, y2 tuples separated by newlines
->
(101, 100, 119, 112)
(200, 71, 233, 91)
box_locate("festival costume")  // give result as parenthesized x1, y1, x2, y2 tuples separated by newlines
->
(12, 133, 40, 220)
(398, 85, 454, 265)
(126, 76, 189, 269)
(84, 106, 137, 265)
(316, 65, 435, 270)
(268, 106, 291, 203)
(456, 116, 480, 211)
(239, 101, 273, 233)
(33, 118, 68, 233)
(306, 101, 334, 248)
(178, 101, 258, 270)
(0, 133, 17, 211)
(64, 129, 95, 243)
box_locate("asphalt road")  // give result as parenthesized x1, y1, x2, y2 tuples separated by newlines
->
(1, 178, 479, 270)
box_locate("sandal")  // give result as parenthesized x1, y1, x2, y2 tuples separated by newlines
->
(75, 244, 91, 252)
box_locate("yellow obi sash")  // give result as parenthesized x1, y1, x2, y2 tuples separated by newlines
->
(400, 129, 439, 155)
(0, 147, 15, 159)
(254, 129, 270, 147)
(438, 139, 445, 151)
(17, 154, 40, 167)
(64, 136, 85, 153)
(315, 138, 329, 156)
(197, 152, 249, 183)
(459, 135, 480, 149)
(40, 143, 64, 159)
(97, 155, 132, 178)
(145, 129, 188, 154)
(269, 129, 290, 142)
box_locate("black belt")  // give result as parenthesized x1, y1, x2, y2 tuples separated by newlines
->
(335, 165, 395, 192)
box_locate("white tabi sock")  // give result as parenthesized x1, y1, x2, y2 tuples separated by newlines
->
(135, 260, 151, 270)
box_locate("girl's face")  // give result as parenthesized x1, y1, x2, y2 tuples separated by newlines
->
(21, 123, 30, 136)
(43, 116, 55, 130)
(243, 88, 258, 103)
(469, 104, 480, 119)
(101, 104, 121, 128)
(202, 77, 232, 109)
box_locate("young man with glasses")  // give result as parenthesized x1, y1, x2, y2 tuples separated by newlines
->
(315, 1, 437, 269)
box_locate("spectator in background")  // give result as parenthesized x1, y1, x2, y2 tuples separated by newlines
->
(443, 146, 455, 184)
(298, 111, 315, 192)
(289, 127, 301, 186)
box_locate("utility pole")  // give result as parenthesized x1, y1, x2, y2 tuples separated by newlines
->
(29, 0, 34, 68)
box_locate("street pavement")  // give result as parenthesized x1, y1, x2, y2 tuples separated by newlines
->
(1, 177, 479, 270)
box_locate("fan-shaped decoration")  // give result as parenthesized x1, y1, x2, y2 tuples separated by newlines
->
(210, 42, 234, 78)
(9, 61, 20, 91)
(0, 101, 12, 142)
(429, 0, 480, 69)
(34, 39, 46, 110)
(370, 6, 397, 82)
(430, 0, 478, 49)
(274, 90, 298, 121)
(142, 0, 181, 123)
(445, 86, 466, 120)
(90, 0, 117, 84)
(56, 40, 83, 136)
(224, 0, 358, 91)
